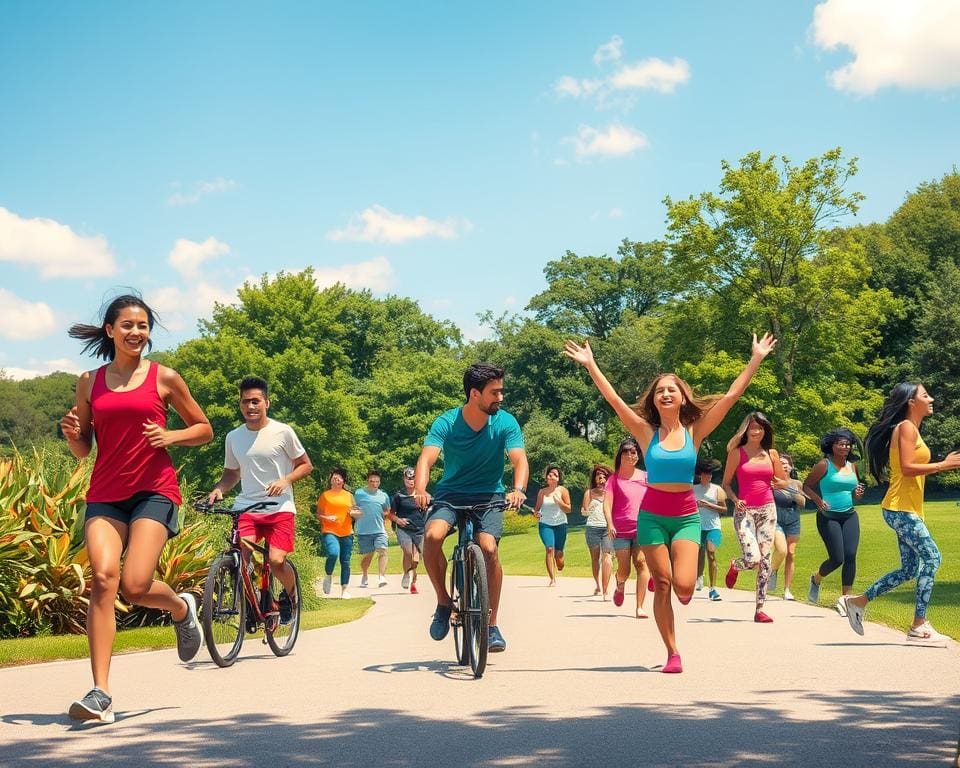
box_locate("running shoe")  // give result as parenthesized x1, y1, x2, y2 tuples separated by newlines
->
(708, 588, 721, 601)
(409, 582, 418, 595)
(636, 608, 648, 619)
(612, 580, 625, 607)
(754, 610, 774, 623)
(322, 575, 332, 595)
(906, 622, 950, 647)
(725, 561, 739, 589)
(843, 596, 865, 635)
(401, 570, 411, 590)
(647, 577, 655, 592)
(341, 589, 352, 600)
(768, 570, 778, 594)
(278, 589, 294, 624)
(807, 574, 821, 604)
(835, 597, 847, 618)
(68, 687, 114, 723)
(695, 576, 703, 591)
(783, 589, 795, 601)
(488, 625, 507, 652)
(360, 575, 368, 588)
(429, 604, 452, 641)
(173, 592, 203, 662)
(662, 653, 683, 674)
(378, 576, 388, 588)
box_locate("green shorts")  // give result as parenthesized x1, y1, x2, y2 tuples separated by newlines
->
(636, 510, 701, 546)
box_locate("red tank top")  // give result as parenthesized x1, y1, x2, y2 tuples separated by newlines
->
(86, 362, 182, 504)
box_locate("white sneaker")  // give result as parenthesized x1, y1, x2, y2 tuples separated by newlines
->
(906, 621, 949, 647)
(783, 589, 795, 601)
(835, 598, 847, 617)
(401, 570, 411, 590)
(843, 596, 865, 636)
(341, 589, 352, 600)
(360, 575, 368, 588)
(695, 576, 703, 591)
(322, 575, 332, 595)
(378, 576, 388, 588)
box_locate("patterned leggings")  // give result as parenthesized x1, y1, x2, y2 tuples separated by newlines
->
(732, 502, 777, 605)
(864, 509, 940, 619)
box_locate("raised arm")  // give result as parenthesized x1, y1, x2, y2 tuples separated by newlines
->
(691, 333, 776, 444)
(563, 339, 653, 446)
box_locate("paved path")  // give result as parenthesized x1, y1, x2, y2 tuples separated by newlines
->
(2, 576, 959, 767)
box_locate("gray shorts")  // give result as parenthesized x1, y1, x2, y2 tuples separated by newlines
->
(612, 535, 637, 552)
(395, 527, 424, 553)
(86, 492, 179, 538)
(357, 532, 388, 554)
(426, 493, 505, 541)
(585, 525, 613, 553)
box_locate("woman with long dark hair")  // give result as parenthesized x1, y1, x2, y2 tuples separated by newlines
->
(582, 463, 615, 598)
(803, 428, 865, 615)
(603, 438, 650, 618)
(564, 332, 776, 673)
(843, 384, 960, 644)
(722, 412, 789, 622)
(60, 294, 213, 723)
(533, 464, 572, 586)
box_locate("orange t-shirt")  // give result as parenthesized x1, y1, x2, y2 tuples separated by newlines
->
(317, 489, 354, 537)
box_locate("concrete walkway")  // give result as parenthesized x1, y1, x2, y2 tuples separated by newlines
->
(1, 576, 958, 767)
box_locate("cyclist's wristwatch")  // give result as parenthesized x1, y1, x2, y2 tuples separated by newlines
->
(512, 487, 527, 495)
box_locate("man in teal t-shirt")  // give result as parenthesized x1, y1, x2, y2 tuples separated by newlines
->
(354, 470, 390, 587)
(413, 362, 529, 653)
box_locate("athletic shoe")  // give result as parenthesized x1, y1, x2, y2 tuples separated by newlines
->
(725, 562, 739, 589)
(835, 598, 847, 618)
(401, 570, 411, 589)
(278, 589, 294, 624)
(409, 582, 419, 595)
(647, 577, 655, 592)
(429, 604, 452, 641)
(695, 576, 703, 591)
(68, 687, 114, 723)
(783, 589, 795, 601)
(612, 581, 625, 607)
(378, 576, 388, 588)
(360, 575, 368, 588)
(173, 593, 203, 662)
(708, 588, 721, 601)
(754, 610, 774, 623)
(488, 625, 507, 652)
(322, 575, 332, 595)
(636, 608, 648, 619)
(906, 621, 950, 647)
(807, 575, 821, 604)
(662, 653, 683, 674)
(341, 589, 352, 600)
(843, 596, 865, 636)
(769, 570, 778, 594)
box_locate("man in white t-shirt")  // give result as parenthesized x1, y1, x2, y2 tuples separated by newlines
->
(208, 377, 313, 619)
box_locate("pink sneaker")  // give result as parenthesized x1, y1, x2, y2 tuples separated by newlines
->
(612, 581, 625, 607)
(409, 583, 418, 595)
(662, 653, 683, 674)
(725, 562, 739, 589)
(754, 610, 773, 623)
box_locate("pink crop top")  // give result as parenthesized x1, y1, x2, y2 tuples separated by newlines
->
(735, 448, 774, 507)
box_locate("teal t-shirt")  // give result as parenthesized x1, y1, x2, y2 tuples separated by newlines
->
(425, 407, 525, 496)
(353, 487, 389, 535)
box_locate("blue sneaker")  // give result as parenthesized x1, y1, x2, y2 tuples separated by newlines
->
(708, 588, 721, 601)
(488, 625, 506, 652)
(429, 604, 452, 641)
(807, 575, 821, 604)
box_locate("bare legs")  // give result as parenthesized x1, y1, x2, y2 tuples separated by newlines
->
(643, 539, 699, 657)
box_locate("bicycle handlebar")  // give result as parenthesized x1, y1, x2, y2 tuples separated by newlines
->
(193, 499, 278, 516)
(428, 499, 532, 515)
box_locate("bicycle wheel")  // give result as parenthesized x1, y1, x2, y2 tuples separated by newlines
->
(202, 554, 245, 667)
(450, 553, 469, 665)
(265, 561, 301, 657)
(463, 543, 490, 678)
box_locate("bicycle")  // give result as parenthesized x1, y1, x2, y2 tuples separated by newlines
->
(194, 499, 301, 667)
(429, 498, 514, 678)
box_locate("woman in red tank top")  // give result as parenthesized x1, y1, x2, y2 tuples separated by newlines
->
(60, 294, 212, 723)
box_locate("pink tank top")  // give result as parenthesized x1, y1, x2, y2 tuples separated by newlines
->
(604, 471, 647, 537)
(735, 448, 774, 507)
(86, 362, 182, 504)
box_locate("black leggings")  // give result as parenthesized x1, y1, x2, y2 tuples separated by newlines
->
(816, 511, 860, 587)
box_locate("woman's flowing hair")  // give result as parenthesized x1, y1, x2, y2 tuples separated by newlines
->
(864, 382, 921, 484)
(726, 411, 774, 452)
(634, 374, 720, 428)
(819, 428, 862, 463)
(68, 293, 159, 361)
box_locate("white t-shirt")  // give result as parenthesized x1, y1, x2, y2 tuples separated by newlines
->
(224, 419, 306, 514)
(694, 482, 723, 531)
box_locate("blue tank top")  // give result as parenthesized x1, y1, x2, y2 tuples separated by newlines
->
(644, 428, 697, 484)
(820, 460, 857, 515)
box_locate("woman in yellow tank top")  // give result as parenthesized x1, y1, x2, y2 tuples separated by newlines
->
(842, 383, 960, 645)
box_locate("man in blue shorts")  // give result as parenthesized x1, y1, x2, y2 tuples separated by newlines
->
(414, 362, 528, 653)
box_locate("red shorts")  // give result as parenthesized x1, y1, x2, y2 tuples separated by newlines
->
(238, 511, 296, 554)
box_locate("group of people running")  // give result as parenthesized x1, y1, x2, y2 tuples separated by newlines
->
(58, 293, 958, 724)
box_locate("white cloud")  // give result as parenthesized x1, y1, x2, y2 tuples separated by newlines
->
(609, 57, 691, 93)
(168, 237, 231, 280)
(594, 35, 624, 65)
(564, 123, 650, 160)
(592, 207, 624, 221)
(147, 281, 236, 332)
(0, 207, 116, 278)
(0, 289, 57, 340)
(311, 256, 394, 292)
(326, 205, 471, 244)
(2, 357, 84, 381)
(812, 0, 960, 94)
(553, 75, 604, 99)
(167, 177, 237, 206)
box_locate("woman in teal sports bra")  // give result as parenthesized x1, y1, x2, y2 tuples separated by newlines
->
(564, 332, 776, 674)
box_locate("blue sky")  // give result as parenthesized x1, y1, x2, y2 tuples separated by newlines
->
(2, 1, 959, 379)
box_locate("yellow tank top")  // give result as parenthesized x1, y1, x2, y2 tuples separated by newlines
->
(881, 422, 929, 518)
